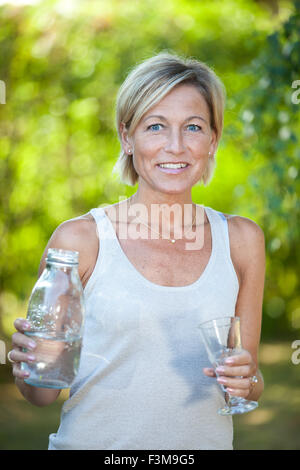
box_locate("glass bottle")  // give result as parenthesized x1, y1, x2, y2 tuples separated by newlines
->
(21, 248, 85, 389)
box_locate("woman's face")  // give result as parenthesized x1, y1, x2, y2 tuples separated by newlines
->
(121, 83, 217, 196)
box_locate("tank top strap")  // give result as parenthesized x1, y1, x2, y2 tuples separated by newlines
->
(90, 207, 116, 241)
(83, 207, 120, 296)
(204, 206, 231, 259)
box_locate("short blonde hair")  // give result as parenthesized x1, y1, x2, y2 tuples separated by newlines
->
(113, 52, 226, 186)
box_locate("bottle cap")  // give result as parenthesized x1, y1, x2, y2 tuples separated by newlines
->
(46, 248, 79, 266)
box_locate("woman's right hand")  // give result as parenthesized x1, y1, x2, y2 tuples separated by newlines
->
(10, 318, 61, 406)
(10, 318, 36, 381)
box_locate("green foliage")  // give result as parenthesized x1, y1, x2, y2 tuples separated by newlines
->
(233, 2, 300, 338)
(0, 0, 298, 340)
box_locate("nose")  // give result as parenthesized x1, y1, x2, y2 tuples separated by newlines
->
(164, 128, 185, 155)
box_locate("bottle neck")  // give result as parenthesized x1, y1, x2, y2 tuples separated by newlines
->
(46, 261, 78, 272)
(46, 248, 79, 265)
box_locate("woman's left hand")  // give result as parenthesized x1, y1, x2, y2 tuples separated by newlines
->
(203, 348, 257, 399)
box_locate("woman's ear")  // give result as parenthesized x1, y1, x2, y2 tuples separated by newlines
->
(209, 129, 218, 157)
(120, 122, 133, 155)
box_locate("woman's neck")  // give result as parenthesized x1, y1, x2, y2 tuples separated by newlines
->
(128, 190, 203, 232)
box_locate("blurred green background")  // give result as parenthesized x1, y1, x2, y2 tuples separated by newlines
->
(0, 0, 299, 450)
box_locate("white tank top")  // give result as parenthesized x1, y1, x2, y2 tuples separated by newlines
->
(49, 205, 239, 450)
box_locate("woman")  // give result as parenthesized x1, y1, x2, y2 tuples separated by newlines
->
(9, 53, 265, 450)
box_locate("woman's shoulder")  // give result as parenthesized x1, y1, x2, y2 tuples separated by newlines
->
(220, 211, 265, 277)
(221, 212, 265, 243)
(40, 211, 99, 283)
(50, 211, 97, 251)
(207, 206, 264, 242)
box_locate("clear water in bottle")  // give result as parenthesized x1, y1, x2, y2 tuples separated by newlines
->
(22, 332, 82, 389)
(21, 248, 85, 389)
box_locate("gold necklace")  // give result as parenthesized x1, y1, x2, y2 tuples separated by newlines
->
(128, 196, 197, 244)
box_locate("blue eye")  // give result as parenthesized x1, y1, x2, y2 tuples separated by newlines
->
(147, 124, 163, 131)
(187, 124, 201, 131)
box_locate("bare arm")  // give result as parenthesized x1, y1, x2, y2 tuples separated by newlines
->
(233, 217, 266, 400)
(12, 215, 98, 406)
(204, 215, 266, 401)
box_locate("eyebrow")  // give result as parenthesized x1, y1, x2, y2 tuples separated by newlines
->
(187, 115, 208, 124)
(143, 114, 208, 124)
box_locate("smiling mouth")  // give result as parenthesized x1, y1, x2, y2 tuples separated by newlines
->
(157, 163, 189, 169)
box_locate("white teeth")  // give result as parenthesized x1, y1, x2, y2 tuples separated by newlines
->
(159, 163, 188, 169)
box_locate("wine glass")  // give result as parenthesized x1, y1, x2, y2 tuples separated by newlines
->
(198, 316, 258, 415)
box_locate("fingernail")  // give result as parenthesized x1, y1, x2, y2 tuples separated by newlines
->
(225, 358, 234, 364)
(216, 366, 225, 374)
(28, 341, 36, 349)
(217, 377, 227, 384)
(23, 322, 31, 330)
(27, 354, 35, 362)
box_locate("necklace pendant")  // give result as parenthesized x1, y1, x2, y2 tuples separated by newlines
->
(170, 239, 176, 243)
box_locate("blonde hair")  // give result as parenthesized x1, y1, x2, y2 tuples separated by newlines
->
(113, 52, 226, 186)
